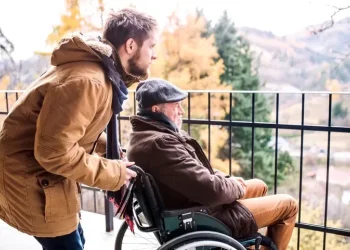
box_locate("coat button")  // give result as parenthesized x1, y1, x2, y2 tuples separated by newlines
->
(41, 179, 49, 187)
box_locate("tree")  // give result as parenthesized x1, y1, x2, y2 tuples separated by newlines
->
(203, 11, 295, 188)
(325, 79, 341, 102)
(312, 5, 350, 35)
(0, 28, 14, 64)
(312, 4, 350, 61)
(150, 12, 238, 173)
(333, 102, 348, 119)
(0, 28, 15, 81)
(46, 0, 103, 46)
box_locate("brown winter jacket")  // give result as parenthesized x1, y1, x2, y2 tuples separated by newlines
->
(127, 116, 258, 239)
(0, 35, 133, 237)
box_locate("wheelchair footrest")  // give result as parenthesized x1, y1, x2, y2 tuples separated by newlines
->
(239, 233, 278, 250)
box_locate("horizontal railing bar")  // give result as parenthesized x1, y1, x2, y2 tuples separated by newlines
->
(295, 222, 350, 237)
(118, 116, 350, 133)
(1, 90, 350, 95)
(171, 90, 350, 95)
(0, 90, 25, 93)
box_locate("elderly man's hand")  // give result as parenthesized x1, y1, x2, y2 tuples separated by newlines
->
(230, 176, 247, 198)
(235, 177, 247, 187)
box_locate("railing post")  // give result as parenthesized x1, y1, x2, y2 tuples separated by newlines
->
(274, 93, 279, 194)
(208, 93, 211, 163)
(323, 94, 333, 250)
(251, 93, 255, 178)
(297, 93, 305, 250)
(105, 114, 120, 232)
(229, 93, 232, 176)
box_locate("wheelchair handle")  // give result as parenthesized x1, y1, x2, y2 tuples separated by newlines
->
(128, 164, 145, 175)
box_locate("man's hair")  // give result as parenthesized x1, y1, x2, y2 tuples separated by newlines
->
(102, 8, 158, 49)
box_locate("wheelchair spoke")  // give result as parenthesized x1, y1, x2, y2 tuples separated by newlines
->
(118, 223, 160, 250)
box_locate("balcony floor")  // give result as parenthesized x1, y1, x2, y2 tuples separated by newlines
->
(0, 211, 130, 250)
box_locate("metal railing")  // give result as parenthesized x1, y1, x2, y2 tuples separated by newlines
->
(1, 89, 349, 249)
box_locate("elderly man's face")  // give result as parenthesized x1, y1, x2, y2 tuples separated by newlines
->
(153, 101, 185, 130)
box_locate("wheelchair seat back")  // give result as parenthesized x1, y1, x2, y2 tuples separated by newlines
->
(132, 172, 165, 230)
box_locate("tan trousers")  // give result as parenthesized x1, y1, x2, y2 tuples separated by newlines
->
(238, 179, 298, 250)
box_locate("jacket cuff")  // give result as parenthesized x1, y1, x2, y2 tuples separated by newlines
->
(113, 160, 126, 191)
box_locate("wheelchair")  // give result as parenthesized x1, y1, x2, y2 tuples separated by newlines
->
(115, 165, 278, 250)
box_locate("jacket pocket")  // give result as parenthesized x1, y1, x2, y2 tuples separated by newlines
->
(37, 174, 80, 223)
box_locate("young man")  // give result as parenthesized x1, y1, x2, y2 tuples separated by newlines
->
(0, 8, 158, 250)
(127, 78, 298, 250)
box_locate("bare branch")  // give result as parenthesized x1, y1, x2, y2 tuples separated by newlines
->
(312, 5, 350, 34)
(0, 28, 15, 64)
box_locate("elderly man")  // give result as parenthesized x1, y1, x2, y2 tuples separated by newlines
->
(127, 78, 298, 250)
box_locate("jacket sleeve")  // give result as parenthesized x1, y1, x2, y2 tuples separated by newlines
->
(213, 169, 230, 178)
(34, 78, 126, 191)
(94, 131, 107, 156)
(151, 135, 244, 207)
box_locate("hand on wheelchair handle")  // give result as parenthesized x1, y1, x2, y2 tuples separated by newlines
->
(121, 161, 137, 185)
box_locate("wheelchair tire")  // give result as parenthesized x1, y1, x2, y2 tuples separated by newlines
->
(115, 221, 160, 250)
(115, 221, 128, 250)
(158, 231, 246, 250)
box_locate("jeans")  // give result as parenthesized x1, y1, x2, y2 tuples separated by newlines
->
(35, 223, 85, 250)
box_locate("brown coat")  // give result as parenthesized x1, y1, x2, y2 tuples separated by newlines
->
(127, 116, 258, 239)
(0, 35, 128, 237)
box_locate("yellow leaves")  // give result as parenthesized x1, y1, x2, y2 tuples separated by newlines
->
(0, 75, 11, 90)
(98, 0, 104, 12)
(150, 12, 230, 120)
(326, 79, 341, 92)
(46, 0, 103, 46)
(0, 75, 11, 115)
(46, 3, 82, 46)
(153, 15, 223, 84)
(325, 79, 341, 102)
(211, 159, 240, 175)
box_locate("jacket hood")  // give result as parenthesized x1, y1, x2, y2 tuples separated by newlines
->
(51, 34, 110, 66)
(50, 34, 147, 86)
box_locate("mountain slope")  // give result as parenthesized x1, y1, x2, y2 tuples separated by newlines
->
(238, 17, 350, 92)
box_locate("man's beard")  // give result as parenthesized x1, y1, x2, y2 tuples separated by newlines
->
(128, 49, 148, 76)
(176, 119, 183, 131)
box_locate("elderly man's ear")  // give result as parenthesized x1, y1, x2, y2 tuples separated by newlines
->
(151, 105, 159, 112)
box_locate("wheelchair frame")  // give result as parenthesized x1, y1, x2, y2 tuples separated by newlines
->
(115, 165, 278, 250)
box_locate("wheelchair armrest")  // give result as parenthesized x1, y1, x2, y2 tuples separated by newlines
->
(161, 206, 208, 217)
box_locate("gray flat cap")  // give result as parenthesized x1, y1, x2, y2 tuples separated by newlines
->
(136, 78, 188, 109)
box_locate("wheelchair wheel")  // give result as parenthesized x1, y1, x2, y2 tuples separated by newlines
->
(158, 231, 246, 250)
(115, 220, 161, 250)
